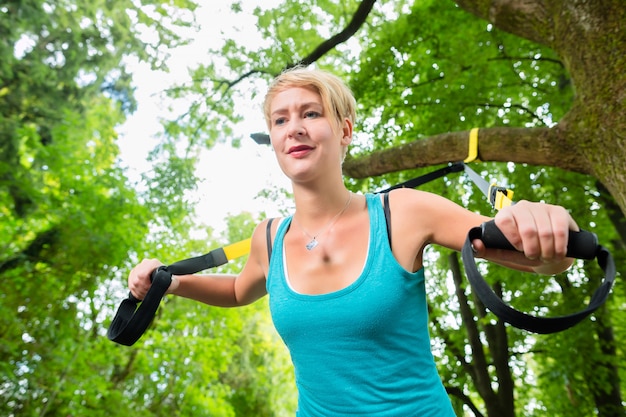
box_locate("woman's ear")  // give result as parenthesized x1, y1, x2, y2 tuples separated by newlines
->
(340, 118, 353, 146)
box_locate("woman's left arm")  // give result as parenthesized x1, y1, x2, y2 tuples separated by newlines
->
(410, 190, 577, 274)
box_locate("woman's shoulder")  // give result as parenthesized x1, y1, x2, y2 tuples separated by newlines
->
(251, 216, 291, 258)
(385, 188, 471, 243)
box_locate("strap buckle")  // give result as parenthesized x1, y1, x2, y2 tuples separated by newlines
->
(488, 185, 514, 210)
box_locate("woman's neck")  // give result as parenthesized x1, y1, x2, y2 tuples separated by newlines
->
(292, 183, 352, 223)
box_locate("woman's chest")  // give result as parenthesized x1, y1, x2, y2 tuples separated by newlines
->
(283, 210, 370, 295)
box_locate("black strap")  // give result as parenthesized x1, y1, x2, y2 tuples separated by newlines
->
(266, 218, 275, 263)
(383, 162, 465, 191)
(107, 267, 171, 346)
(107, 247, 233, 346)
(461, 220, 616, 333)
(383, 192, 392, 250)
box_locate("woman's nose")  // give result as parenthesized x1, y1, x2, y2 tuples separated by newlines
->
(287, 119, 305, 137)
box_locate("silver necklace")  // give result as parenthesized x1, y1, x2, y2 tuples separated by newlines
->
(294, 192, 353, 251)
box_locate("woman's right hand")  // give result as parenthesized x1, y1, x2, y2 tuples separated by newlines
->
(128, 258, 164, 300)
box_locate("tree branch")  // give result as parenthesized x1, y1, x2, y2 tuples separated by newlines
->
(164, 1, 377, 147)
(453, 0, 553, 47)
(342, 126, 592, 179)
(445, 385, 486, 417)
(292, 0, 376, 67)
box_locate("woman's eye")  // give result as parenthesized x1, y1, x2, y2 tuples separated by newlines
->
(304, 111, 320, 119)
(273, 117, 286, 126)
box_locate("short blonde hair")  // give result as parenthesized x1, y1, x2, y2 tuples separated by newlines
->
(263, 67, 357, 133)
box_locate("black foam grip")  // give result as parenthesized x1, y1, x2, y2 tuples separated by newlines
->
(479, 220, 599, 260)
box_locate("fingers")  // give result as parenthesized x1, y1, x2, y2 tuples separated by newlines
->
(494, 200, 574, 262)
(128, 258, 163, 300)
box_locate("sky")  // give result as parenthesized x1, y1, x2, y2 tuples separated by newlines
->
(117, 1, 291, 232)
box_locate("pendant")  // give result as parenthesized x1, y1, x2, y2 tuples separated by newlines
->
(305, 238, 318, 251)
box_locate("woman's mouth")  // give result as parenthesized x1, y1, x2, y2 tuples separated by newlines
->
(288, 145, 313, 158)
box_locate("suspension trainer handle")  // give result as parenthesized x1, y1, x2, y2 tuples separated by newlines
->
(462, 220, 616, 334)
(107, 239, 251, 346)
(478, 220, 599, 260)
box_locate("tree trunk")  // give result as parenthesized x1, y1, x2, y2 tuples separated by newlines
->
(449, 252, 516, 417)
(592, 308, 625, 417)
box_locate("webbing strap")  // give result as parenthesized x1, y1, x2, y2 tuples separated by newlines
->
(106, 268, 171, 346)
(380, 162, 514, 211)
(458, 159, 612, 332)
(107, 240, 251, 346)
(384, 162, 465, 191)
(462, 221, 615, 333)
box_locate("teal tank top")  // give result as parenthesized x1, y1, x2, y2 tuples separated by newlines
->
(266, 193, 456, 416)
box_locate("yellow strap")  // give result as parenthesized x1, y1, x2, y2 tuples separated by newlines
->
(464, 128, 480, 163)
(223, 238, 252, 260)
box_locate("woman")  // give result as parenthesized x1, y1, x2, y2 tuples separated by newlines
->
(129, 67, 577, 416)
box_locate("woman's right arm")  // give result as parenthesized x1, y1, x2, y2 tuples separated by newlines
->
(128, 219, 272, 307)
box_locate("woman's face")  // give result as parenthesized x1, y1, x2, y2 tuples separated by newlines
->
(268, 87, 350, 182)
